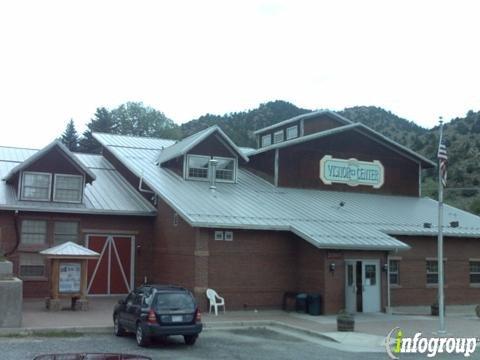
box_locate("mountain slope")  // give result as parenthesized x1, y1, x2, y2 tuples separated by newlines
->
(181, 101, 480, 214)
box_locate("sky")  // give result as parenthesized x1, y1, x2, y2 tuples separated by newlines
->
(0, 0, 479, 148)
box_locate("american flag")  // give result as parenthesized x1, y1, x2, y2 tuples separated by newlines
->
(437, 138, 447, 187)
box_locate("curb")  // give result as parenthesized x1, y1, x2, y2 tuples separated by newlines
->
(0, 320, 338, 343)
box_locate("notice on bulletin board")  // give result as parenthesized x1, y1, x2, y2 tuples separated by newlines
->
(59, 263, 81, 293)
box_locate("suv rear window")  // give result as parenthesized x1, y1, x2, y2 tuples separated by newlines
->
(153, 292, 195, 312)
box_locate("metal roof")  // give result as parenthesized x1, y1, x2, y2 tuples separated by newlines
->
(92, 132, 176, 150)
(40, 241, 100, 258)
(153, 126, 249, 165)
(0, 146, 156, 216)
(253, 110, 353, 135)
(3, 140, 97, 183)
(251, 122, 436, 168)
(95, 134, 480, 251)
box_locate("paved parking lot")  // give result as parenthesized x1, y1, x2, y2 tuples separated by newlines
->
(1, 328, 474, 360)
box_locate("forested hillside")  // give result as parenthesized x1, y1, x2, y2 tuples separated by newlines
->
(63, 101, 480, 214)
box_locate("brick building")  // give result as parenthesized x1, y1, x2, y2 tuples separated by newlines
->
(1, 110, 480, 314)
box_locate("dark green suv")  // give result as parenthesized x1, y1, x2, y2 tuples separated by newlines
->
(113, 285, 203, 347)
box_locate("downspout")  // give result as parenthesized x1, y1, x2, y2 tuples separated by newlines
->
(138, 176, 157, 205)
(5, 210, 20, 257)
(386, 252, 391, 314)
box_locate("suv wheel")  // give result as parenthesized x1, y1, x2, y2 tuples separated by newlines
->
(113, 315, 125, 337)
(136, 323, 150, 347)
(184, 335, 198, 345)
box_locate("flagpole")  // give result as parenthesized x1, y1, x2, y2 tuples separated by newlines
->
(437, 118, 446, 334)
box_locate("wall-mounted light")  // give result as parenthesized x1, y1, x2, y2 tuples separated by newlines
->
(329, 263, 336, 273)
(383, 263, 389, 272)
(423, 223, 432, 228)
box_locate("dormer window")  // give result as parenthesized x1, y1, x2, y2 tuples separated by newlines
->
(286, 125, 298, 140)
(187, 155, 210, 180)
(261, 134, 272, 147)
(186, 155, 236, 183)
(21, 172, 52, 201)
(53, 174, 83, 203)
(273, 130, 284, 144)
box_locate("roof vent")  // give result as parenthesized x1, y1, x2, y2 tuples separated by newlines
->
(423, 223, 432, 228)
(209, 158, 218, 190)
(449, 221, 459, 228)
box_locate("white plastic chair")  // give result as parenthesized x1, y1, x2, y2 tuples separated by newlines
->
(206, 288, 225, 316)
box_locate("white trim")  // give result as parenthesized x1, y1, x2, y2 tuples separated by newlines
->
(131, 236, 135, 290)
(107, 236, 112, 295)
(53, 173, 84, 203)
(85, 234, 135, 295)
(20, 171, 52, 201)
(111, 237, 131, 292)
(86, 236, 109, 294)
(186, 154, 236, 183)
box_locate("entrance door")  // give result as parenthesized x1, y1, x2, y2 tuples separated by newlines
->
(86, 235, 134, 295)
(344, 259, 381, 313)
(362, 260, 380, 313)
(345, 261, 356, 313)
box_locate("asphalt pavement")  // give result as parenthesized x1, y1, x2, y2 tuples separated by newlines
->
(2, 328, 476, 360)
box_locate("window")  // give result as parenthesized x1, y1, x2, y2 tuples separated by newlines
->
(470, 261, 480, 285)
(273, 130, 284, 144)
(187, 155, 236, 182)
(261, 134, 272, 147)
(54, 221, 78, 245)
(286, 125, 298, 140)
(54, 174, 83, 203)
(21, 220, 47, 245)
(19, 253, 45, 277)
(215, 158, 235, 182)
(187, 155, 209, 180)
(426, 260, 446, 285)
(365, 264, 376, 286)
(214, 231, 224, 241)
(224, 231, 233, 241)
(389, 260, 400, 285)
(21, 172, 51, 201)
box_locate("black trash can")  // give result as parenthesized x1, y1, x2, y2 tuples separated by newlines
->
(307, 293, 322, 316)
(295, 293, 308, 313)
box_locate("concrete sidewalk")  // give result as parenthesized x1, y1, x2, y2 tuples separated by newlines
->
(1, 298, 479, 353)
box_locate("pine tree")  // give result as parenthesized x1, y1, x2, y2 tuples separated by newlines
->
(61, 119, 79, 152)
(78, 107, 116, 153)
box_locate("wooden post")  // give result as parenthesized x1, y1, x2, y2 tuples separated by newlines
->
(51, 259, 59, 300)
(81, 259, 88, 300)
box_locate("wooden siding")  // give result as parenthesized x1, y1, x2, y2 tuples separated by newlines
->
(276, 129, 420, 196)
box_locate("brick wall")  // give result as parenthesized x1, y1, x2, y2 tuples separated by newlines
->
(0, 210, 153, 298)
(207, 228, 297, 310)
(391, 236, 480, 306)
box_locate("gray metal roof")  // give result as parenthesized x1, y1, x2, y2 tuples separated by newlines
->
(251, 122, 436, 168)
(152, 126, 249, 165)
(92, 132, 176, 150)
(40, 241, 100, 258)
(253, 110, 353, 135)
(95, 134, 480, 251)
(3, 140, 97, 182)
(0, 147, 156, 216)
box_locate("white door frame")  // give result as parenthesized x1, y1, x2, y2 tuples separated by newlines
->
(85, 234, 135, 296)
(344, 259, 381, 313)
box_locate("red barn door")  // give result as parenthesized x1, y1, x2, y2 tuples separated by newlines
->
(86, 235, 134, 295)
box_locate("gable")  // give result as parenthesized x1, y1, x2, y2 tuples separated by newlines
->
(250, 128, 424, 196)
